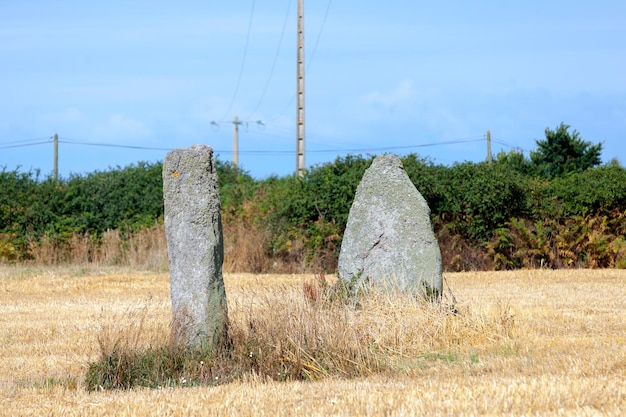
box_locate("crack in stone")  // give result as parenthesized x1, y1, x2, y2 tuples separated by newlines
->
(369, 231, 385, 251)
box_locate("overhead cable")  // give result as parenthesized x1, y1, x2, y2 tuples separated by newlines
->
(60, 136, 486, 155)
(492, 138, 529, 153)
(58, 139, 171, 151)
(0, 136, 53, 145)
(0, 139, 52, 150)
(246, 0, 293, 120)
(306, 0, 332, 73)
(220, 0, 257, 120)
(2, 135, 488, 155)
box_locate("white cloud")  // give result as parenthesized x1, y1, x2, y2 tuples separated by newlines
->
(98, 113, 151, 139)
(360, 79, 415, 107)
(41, 107, 84, 124)
(63, 107, 83, 121)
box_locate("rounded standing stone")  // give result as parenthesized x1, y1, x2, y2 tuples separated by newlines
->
(337, 154, 443, 299)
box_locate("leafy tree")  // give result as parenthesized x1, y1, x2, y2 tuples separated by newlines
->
(607, 157, 622, 168)
(531, 123, 602, 178)
(495, 149, 537, 176)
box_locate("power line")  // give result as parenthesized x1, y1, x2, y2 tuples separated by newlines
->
(307, 0, 332, 73)
(58, 139, 171, 151)
(232, 137, 485, 156)
(492, 138, 529, 153)
(220, 0, 257, 120)
(218, 137, 488, 155)
(491, 138, 516, 148)
(246, 0, 293, 120)
(2, 135, 488, 157)
(0, 136, 53, 145)
(306, 138, 486, 154)
(0, 136, 53, 147)
(0, 139, 53, 149)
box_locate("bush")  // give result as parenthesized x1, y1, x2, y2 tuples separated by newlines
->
(215, 160, 257, 223)
(435, 162, 530, 241)
(486, 210, 626, 270)
(254, 155, 373, 271)
(3, 154, 626, 271)
(543, 166, 626, 217)
(61, 162, 164, 234)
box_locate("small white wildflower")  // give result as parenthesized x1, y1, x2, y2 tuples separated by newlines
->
(180, 377, 187, 384)
(200, 361, 204, 366)
(249, 351, 254, 358)
(214, 376, 219, 380)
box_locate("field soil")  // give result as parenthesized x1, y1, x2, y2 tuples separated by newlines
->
(0, 267, 624, 416)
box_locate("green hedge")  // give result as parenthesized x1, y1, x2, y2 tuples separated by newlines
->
(2, 153, 625, 267)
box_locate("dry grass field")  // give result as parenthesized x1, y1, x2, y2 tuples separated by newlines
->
(0, 266, 624, 416)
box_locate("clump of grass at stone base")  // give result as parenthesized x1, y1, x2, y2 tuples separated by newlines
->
(85, 275, 516, 391)
(302, 272, 370, 307)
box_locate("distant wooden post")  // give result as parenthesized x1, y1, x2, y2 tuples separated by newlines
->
(486, 130, 492, 164)
(53, 133, 59, 181)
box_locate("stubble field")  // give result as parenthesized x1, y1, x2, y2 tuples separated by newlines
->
(0, 267, 624, 416)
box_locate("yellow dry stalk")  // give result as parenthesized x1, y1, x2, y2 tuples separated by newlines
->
(0, 267, 624, 416)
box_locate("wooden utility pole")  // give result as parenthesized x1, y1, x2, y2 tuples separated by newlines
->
(233, 116, 241, 166)
(53, 133, 59, 181)
(486, 130, 492, 164)
(211, 117, 264, 167)
(296, 0, 305, 176)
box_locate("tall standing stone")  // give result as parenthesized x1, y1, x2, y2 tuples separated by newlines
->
(337, 154, 443, 299)
(163, 145, 228, 351)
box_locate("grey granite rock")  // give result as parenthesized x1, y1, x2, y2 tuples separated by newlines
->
(337, 154, 442, 299)
(163, 145, 228, 350)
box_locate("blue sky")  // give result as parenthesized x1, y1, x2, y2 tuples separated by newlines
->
(1, 0, 624, 179)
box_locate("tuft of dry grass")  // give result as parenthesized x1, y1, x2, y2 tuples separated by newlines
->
(24, 221, 313, 274)
(85, 273, 515, 389)
(0, 267, 624, 416)
(26, 226, 169, 271)
(222, 222, 273, 273)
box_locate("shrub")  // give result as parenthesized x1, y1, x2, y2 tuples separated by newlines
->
(435, 162, 530, 241)
(543, 166, 626, 217)
(3, 154, 626, 271)
(486, 210, 626, 270)
(255, 155, 373, 271)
